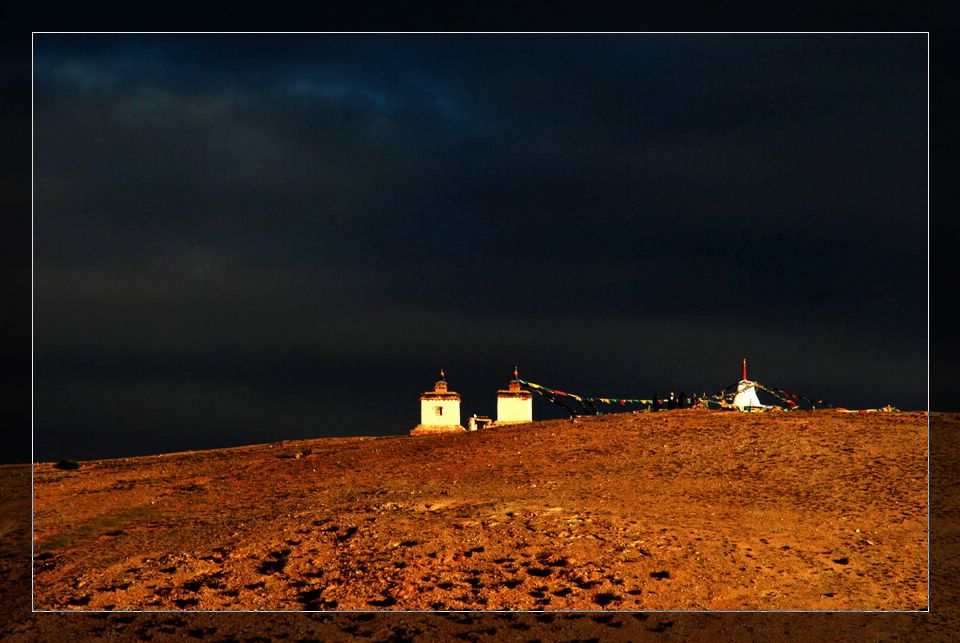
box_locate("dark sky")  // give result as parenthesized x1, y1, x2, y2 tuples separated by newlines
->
(32, 33, 928, 462)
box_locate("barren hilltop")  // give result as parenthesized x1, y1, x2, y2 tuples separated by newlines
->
(31, 409, 928, 615)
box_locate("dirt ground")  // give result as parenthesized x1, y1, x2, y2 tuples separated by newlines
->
(3, 411, 957, 640)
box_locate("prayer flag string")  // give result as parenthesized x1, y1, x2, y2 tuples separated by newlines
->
(516, 378, 898, 415)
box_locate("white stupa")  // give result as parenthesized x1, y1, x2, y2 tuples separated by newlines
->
(732, 358, 765, 411)
(496, 367, 533, 424)
(410, 370, 466, 436)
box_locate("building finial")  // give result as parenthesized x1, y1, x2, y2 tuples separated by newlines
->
(514, 365, 519, 380)
(440, 368, 446, 382)
(741, 357, 747, 381)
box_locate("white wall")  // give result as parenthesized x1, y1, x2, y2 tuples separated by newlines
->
(497, 396, 532, 423)
(733, 383, 763, 410)
(420, 399, 462, 426)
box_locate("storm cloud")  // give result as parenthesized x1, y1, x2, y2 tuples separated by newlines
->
(32, 34, 927, 461)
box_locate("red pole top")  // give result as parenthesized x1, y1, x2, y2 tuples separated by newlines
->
(742, 358, 747, 381)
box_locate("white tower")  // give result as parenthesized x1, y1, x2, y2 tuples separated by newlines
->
(732, 358, 764, 411)
(496, 367, 533, 424)
(410, 370, 465, 436)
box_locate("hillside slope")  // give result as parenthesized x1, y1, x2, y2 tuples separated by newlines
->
(31, 409, 927, 613)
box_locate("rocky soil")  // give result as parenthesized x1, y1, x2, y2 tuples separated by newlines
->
(3, 410, 956, 641)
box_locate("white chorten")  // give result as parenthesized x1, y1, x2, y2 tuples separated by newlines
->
(732, 358, 765, 411)
(410, 370, 466, 436)
(496, 368, 533, 424)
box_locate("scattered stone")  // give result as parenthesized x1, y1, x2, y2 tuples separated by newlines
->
(593, 592, 621, 606)
(526, 567, 552, 577)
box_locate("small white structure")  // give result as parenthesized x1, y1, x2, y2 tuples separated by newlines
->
(732, 358, 765, 411)
(733, 380, 763, 410)
(496, 369, 533, 424)
(468, 414, 493, 431)
(410, 371, 465, 436)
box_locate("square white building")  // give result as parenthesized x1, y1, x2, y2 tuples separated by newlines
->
(410, 373, 465, 435)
